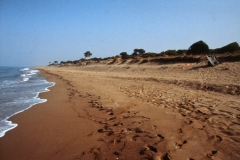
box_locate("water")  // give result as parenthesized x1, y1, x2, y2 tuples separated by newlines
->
(0, 66, 55, 137)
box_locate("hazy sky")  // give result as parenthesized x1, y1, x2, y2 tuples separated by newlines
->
(0, 0, 240, 67)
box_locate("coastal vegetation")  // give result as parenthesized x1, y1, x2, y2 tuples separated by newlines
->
(49, 41, 240, 66)
(187, 41, 209, 54)
(214, 42, 239, 54)
(84, 51, 92, 58)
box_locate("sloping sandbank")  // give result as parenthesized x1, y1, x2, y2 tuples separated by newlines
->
(0, 62, 239, 160)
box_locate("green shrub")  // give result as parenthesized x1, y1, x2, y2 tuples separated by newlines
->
(187, 40, 209, 54)
(177, 49, 187, 55)
(90, 57, 102, 61)
(164, 50, 178, 56)
(120, 52, 130, 59)
(215, 42, 239, 53)
(142, 52, 158, 57)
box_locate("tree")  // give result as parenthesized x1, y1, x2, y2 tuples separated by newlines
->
(84, 51, 92, 58)
(54, 61, 58, 64)
(120, 52, 129, 59)
(187, 40, 209, 54)
(132, 52, 138, 56)
(215, 42, 239, 53)
(133, 48, 145, 56)
(138, 49, 145, 56)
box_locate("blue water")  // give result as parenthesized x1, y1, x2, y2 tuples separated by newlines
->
(0, 66, 55, 137)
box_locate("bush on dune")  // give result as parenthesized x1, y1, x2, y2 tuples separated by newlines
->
(215, 42, 239, 53)
(187, 40, 209, 54)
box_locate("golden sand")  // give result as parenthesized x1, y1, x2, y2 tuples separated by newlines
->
(0, 62, 239, 160)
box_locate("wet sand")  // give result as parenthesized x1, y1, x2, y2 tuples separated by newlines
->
(0, 61, 239, 160)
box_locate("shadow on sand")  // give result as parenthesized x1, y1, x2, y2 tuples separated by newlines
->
(188, 64, 211, 70)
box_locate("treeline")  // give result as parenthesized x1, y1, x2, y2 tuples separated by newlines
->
(107, 41, 240, 59)
(117, 41, 239, 59)
(50, 40, 239, 65)
(187, 41, 239, 54)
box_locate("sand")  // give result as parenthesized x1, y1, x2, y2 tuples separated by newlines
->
(0, 61, 239, 160)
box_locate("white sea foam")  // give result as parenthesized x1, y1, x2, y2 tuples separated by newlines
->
(22, 77, 29, 82)
(20, 68, 30, 71)
(30, 70, 39, 74)
(0, 121, 17, 138)
(21, 73, 31, 77)
(20, 69, 39, 82)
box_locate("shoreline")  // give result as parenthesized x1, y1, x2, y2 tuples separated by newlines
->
(0, 69, 102, 159)
(0, 62, 239, 159)
(0, 71, 55, 138)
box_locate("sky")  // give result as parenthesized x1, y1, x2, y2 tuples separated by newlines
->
(0, 0, 240, 67)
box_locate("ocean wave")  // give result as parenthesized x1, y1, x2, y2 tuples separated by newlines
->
(0, 79, 20, 89)
(20, 69, 39, 82)
(19, 68, 30, 71)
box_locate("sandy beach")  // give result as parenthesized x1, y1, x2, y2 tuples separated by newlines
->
(0, 61, 239, 160)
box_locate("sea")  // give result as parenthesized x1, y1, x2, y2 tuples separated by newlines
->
(0, 66, 55, 138)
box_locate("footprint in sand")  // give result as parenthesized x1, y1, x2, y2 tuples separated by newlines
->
(177, 128, 183, 133)
(175, 140, 187, 149)
(206, 150, 218, 158)
(155, 134, 165, 144)
(208, 135, 222, 144)
(152, 125, 157, 129)
(162, 153, 171, 160)
(146, 145, 158, 153)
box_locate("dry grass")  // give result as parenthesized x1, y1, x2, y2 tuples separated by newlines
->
(113, 57, 121, 63)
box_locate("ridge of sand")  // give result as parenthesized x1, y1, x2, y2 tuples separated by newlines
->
(0, 62, 239, 160)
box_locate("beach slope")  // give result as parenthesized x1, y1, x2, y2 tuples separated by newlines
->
(0, 62, 239, 160)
